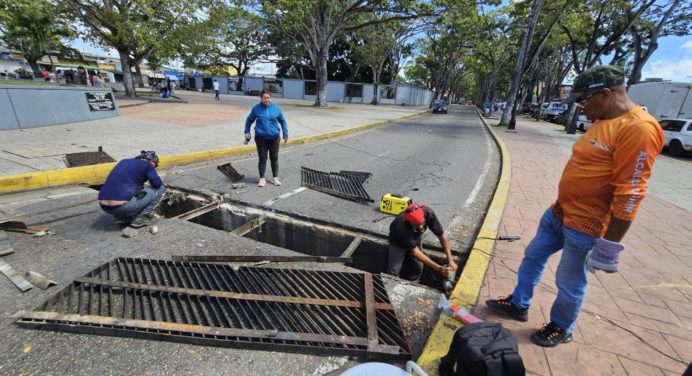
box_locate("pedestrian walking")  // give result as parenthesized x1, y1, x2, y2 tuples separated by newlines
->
(387, 202, 458, 281)
(98, 151, 166, 227)
(244, 89, 288, 187)
(485, 65, 665, 347)
(213, 79, 220, 100)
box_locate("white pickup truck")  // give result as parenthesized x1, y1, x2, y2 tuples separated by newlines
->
(661, 118, 692, 156)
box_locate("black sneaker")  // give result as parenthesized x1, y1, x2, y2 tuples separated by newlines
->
(530, 322, 572, 347)
(485, 295, 529, 322)
(130, 214, 154, 228)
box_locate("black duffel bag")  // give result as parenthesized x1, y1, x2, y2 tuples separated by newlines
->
(439, 322, 525, 376)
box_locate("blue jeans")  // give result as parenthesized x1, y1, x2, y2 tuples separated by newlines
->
(510, 209, 597, 332)
(102, 186, 165, 220)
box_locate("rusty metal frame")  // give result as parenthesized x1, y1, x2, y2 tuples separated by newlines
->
(16, 258, 410, 360)
(170, 255, 352, 264)
(300, 167, 374, 204)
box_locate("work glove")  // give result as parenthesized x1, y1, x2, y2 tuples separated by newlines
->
(244, 133, 251, 145)
(586, 238, 625, 273)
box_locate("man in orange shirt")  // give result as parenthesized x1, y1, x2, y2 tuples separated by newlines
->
(486, 66, 664, 347)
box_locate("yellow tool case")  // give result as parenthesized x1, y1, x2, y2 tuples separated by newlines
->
(379, 193, 412, 215)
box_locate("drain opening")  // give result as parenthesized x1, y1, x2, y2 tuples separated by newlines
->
(159, 194, 467, 290)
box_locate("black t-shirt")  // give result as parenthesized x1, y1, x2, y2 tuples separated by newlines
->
(388, 206, 444, 249)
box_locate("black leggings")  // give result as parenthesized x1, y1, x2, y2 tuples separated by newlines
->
(255, 136, 280, 178)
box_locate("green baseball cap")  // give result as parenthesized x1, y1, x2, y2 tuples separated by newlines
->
(571, 65, 625, 102)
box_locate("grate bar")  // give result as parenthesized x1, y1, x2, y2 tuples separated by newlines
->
(18, 311, 395, 348)
(300, 167, 374, 203)
(171, 255, 352, 263)
(217, 163, 244, 182)
(19, 258, 410, 360)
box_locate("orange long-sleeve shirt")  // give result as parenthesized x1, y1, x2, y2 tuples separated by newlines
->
(552, 106, 664, 237)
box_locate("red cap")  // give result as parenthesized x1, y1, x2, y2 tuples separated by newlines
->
(404, 202, 425, 225)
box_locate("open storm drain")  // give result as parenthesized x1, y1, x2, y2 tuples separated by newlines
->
(159, 188, 463, 289)
(17, 257, 411, 361)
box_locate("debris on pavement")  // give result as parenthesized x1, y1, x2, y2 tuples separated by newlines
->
(0, 230, 14, 256)
(149, 225, 159, 235)
(0, 259, 33, 292)
(231, 183, 246, 189)
(24, 271, 57, 290)
(32, 230, 56, 238)
(217, 163, 245, 182)
(121, 227, 138, 238)
(0, 221, 48, 234)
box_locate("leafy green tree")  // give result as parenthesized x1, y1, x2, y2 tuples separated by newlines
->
(352, 24, 398, 104)
(0, 0, 73, 77)
(625, 0, 690, 86)
(180, 5, 271, 91)
(63, 0, 204, 97)
(256, 0, 428, 107)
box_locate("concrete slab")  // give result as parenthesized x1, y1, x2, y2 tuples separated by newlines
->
(0, 190, 440, 375)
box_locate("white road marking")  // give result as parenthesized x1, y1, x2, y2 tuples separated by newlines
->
(262, 187, 307, 207)
(464, 126, 493, 209)
(367, 150, 391, 161)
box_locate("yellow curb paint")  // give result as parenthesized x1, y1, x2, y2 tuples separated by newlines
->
(0, 110, 427, 195)
(417, 108, 512, 375)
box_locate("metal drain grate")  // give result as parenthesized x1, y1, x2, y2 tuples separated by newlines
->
(301, 167, 374, 203)
(339, 170, 371, 184)
(217, 163, 244, 182)
(16, 257, 410, 360)
(64, 147, 115, 167)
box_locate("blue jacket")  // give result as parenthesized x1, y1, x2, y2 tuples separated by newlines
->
(244, 102, 288, 139)
(98, 158, 162, 201)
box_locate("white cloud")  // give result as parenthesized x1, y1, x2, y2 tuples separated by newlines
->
(683, 40, 692, 50)
(641, 58, 692, 82)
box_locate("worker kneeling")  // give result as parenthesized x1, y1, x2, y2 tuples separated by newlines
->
(98, 151, 165, 228)
(388, 202, 458, 281)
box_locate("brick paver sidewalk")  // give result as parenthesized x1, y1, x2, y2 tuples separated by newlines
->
(475, 117, 692, 375)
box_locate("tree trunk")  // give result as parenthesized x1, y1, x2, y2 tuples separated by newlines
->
(135, 64, 145, 88)
(371, 69, 380, 105)
(237, 76, 244, 92)
(119, 50, 136, 97)
(565, 102, 579, 134)
(314, 49, 328, 107)
(27, 59, 41, 78)
(503, 0, 544, 129)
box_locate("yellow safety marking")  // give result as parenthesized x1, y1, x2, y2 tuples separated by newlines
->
(0, 110, 427, 194)
(417, 108, 512, 375)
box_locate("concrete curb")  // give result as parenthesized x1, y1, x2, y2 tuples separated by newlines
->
(417, 107, 512, 374)
(0, 109, 428, 194)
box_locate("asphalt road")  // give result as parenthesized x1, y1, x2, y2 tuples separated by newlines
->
(0, 105, 501, 375)
(167, 105, 500, 252)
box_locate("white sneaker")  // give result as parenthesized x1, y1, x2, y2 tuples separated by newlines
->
(258, 178, 266, 187)
(272, 177, 281, 186)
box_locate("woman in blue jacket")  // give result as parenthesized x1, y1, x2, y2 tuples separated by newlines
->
(244, 89, 289, 187)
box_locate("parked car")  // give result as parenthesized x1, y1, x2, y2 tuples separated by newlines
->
(551, 109, 570, 125)
(540, 101, 568, 121)
(660, 118, 692, 156)
(433, 100, 448, 114)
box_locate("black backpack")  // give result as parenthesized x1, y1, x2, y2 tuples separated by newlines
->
(439, 322, 525, 376)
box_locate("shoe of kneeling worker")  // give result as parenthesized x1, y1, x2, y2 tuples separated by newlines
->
(130, 214, 154, 228)
(530, 322, 572, 347)
(485, 295, 529, 322)
(258, 178, 266, 187)
(272, 177, 281, 186)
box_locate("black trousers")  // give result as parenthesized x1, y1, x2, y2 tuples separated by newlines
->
(214, 90, 219, 100)
(255, 136, 280, 178)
